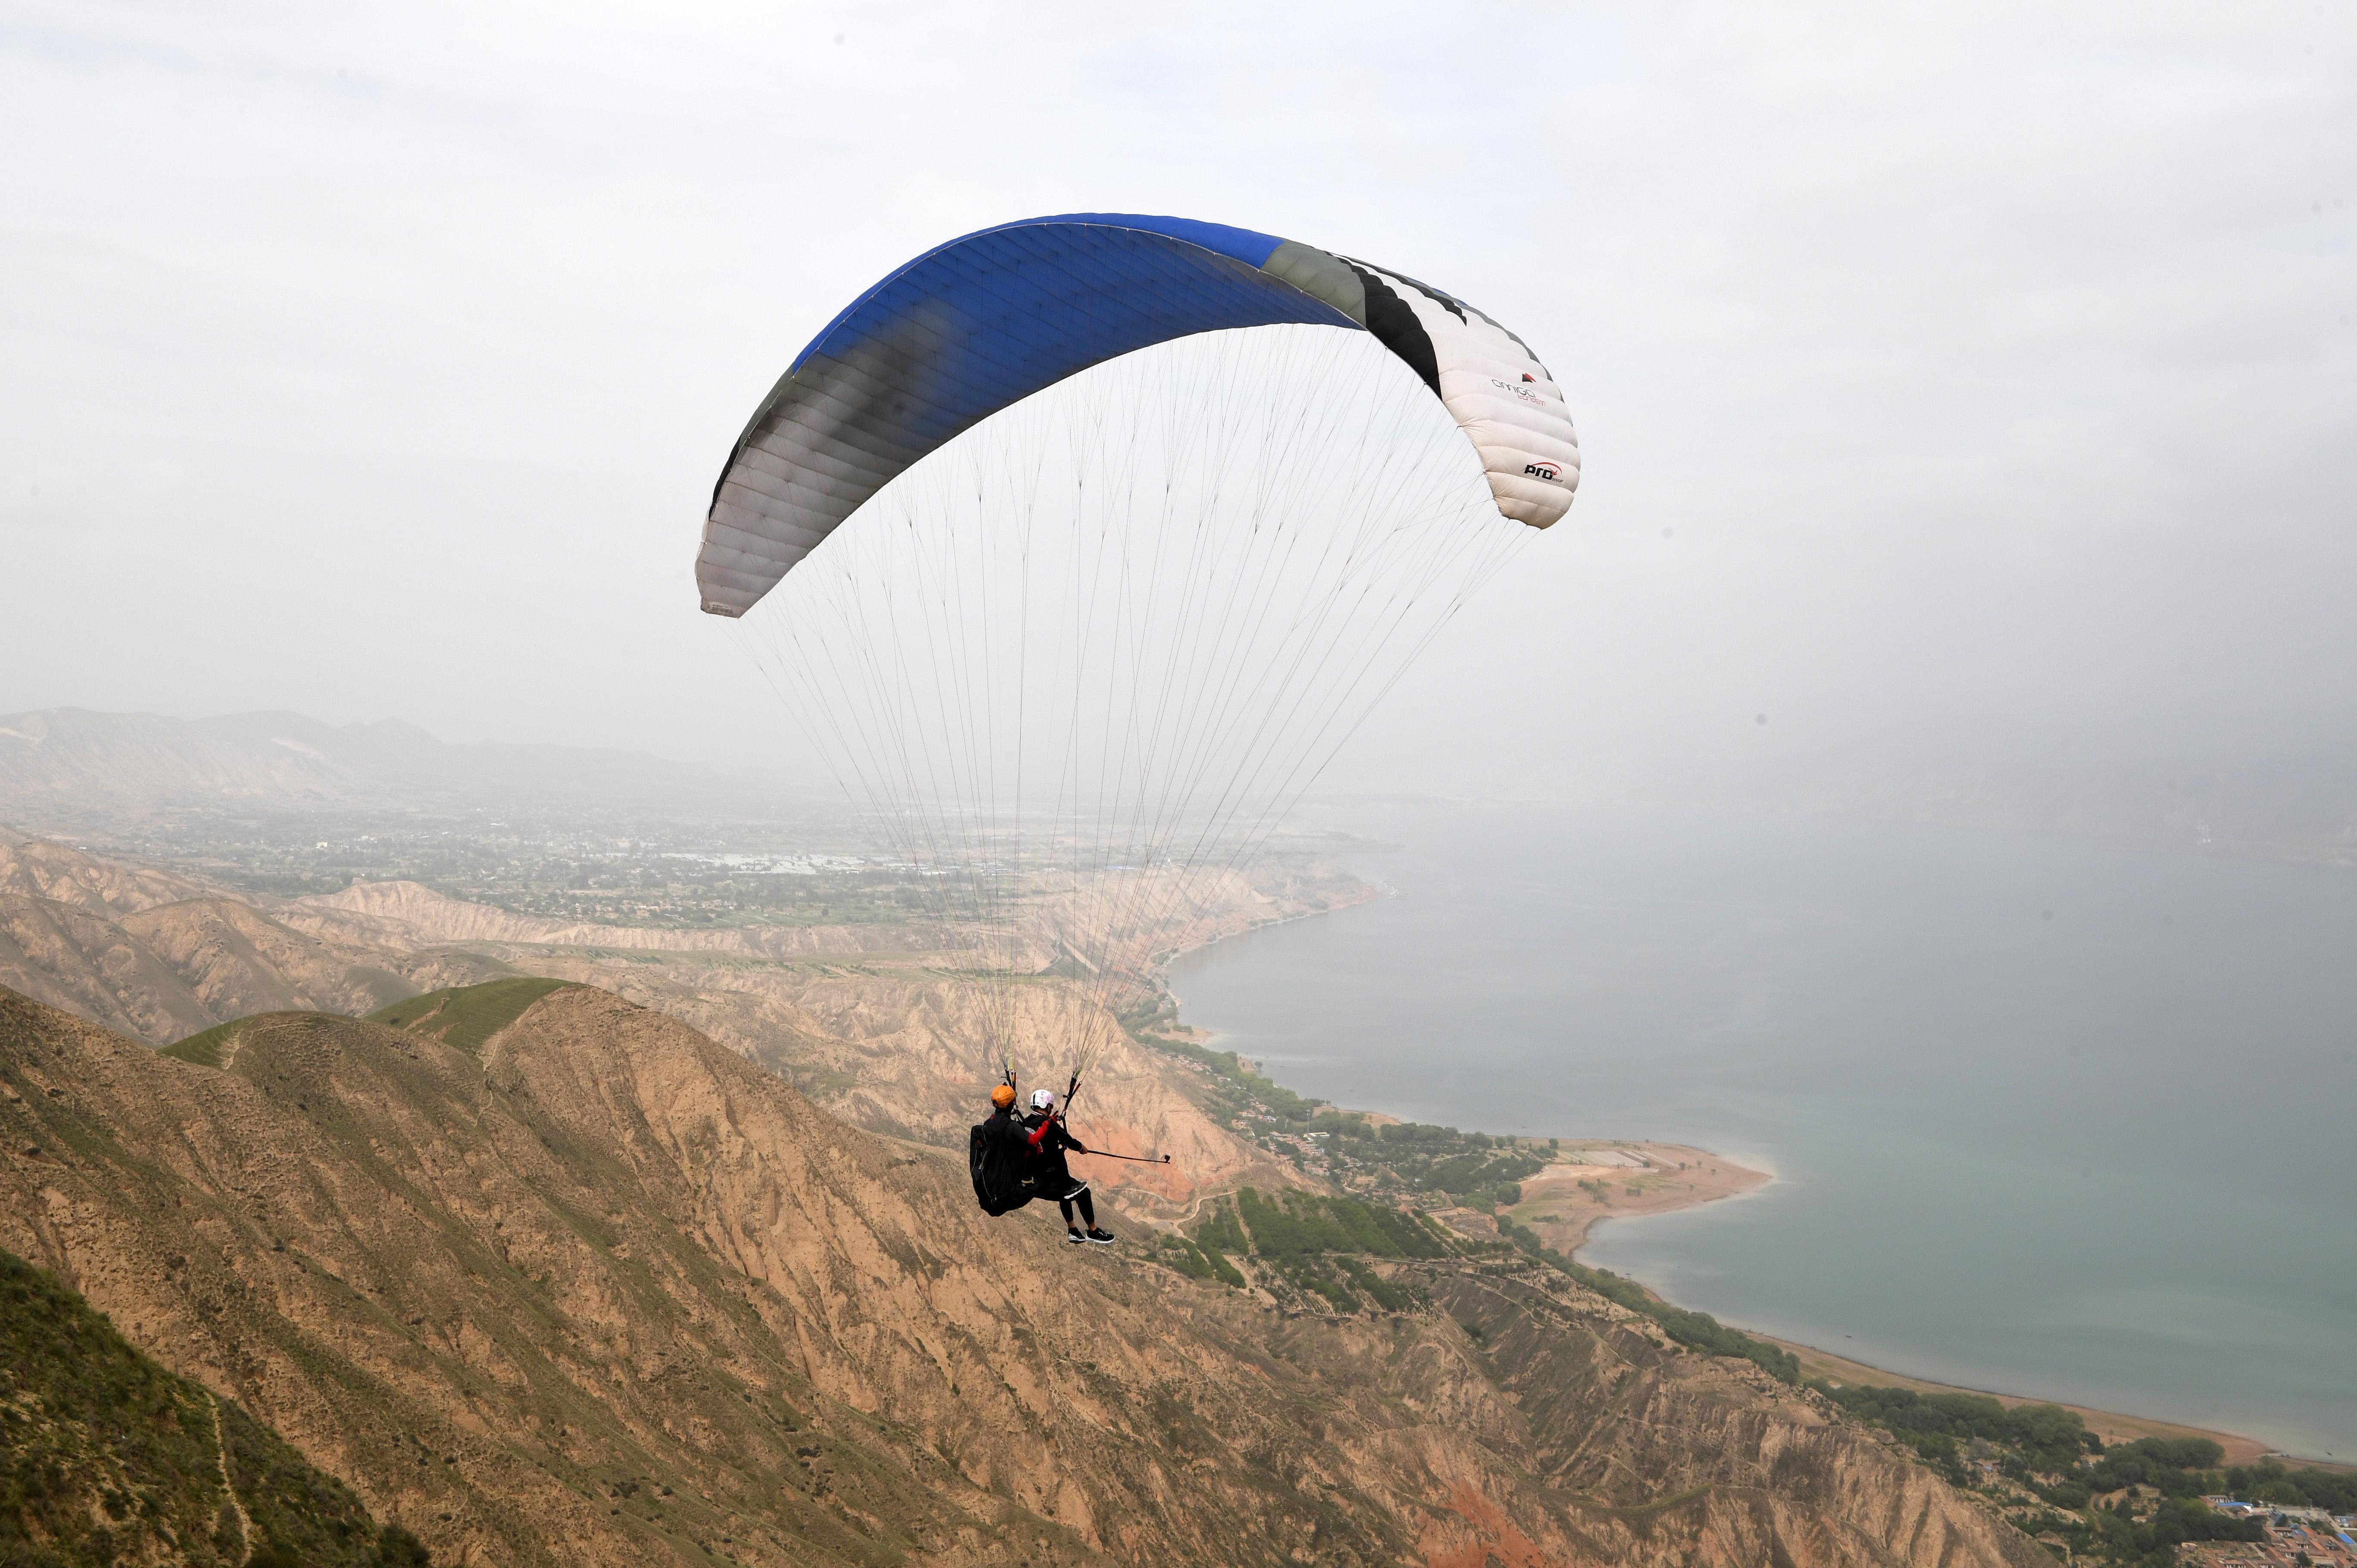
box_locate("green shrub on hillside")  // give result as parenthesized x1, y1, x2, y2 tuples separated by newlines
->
(159, 1020, 240, 1066)
(1156, 1235, 1245, 1289)
(1337, 1257, 1410, 1312)
(1813, 1381, 2273, 1565)
(1194, 1198, 1250, 1258)
(367, 978, 573, 1054)
(1180, 1190, 1443, 1313)
(1291, 1263, 1361, 1311)
(0, 1247, 430, 1566)
(1128, 1025, 1330, 1123)
(1813, 1383, 2095, 1476)
(1228, 1188, 1455, 1262)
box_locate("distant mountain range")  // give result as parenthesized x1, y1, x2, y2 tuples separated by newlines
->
(8, 704, 2349, 867)
(0, 707, 778, 823)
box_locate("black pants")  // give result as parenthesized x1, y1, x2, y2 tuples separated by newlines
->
(1058, 1189, 1095, 1228)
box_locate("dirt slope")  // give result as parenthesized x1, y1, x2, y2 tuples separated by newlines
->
(504, 958, 1300, 1214)
(0, 982, 2045, 1568)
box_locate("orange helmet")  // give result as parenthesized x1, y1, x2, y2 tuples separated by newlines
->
(990, 1083, 1016, 1110)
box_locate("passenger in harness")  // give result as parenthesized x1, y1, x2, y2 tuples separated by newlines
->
(1023, 1089, 1114, 1246)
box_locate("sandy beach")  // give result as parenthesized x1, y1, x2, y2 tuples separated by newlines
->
(1505, 1140, 1772, 1255)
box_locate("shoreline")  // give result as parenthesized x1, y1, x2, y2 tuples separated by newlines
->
(1504, 1139, 2347, 1472)
(1158, 865, 2349, 1473)
(1169, 1052, 2331, 1474)
(1762, 1336, 2326, 1470)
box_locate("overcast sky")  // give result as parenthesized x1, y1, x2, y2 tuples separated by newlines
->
(3, 1, 2351, 796)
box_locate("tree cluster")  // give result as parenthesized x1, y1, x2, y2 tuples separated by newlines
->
(1811, 1381, 2287, 1567)
(1308, 1117, 1548, 1208)
(2223, 1459, 2357, 1514)
(1813, 1384, 2097, 1478)
(1166, 1189, 1455, 1313)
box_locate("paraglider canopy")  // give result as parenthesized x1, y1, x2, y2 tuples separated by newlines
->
(696, 213, 1579, 618)
(700, 211, 1577, 1118)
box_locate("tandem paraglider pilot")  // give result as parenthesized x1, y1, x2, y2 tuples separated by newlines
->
(971, 1083, 1032, 1210)
(967, 1083, 1114, 1245)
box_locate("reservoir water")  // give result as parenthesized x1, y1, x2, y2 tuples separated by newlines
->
(1166, 802, 2357, 1460)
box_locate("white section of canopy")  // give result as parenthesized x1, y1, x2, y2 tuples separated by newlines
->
(1367, 267, 1582, 529)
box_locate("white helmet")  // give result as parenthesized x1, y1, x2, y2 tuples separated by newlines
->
(1030, 1089, 1057, 1111)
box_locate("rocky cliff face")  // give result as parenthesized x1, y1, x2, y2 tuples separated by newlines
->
(0, 982, 2046, 1568)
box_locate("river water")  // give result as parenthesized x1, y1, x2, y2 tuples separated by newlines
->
(1165, 801, 2357, 1460)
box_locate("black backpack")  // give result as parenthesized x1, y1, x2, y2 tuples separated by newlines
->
(968, 1121, 1032, 1216)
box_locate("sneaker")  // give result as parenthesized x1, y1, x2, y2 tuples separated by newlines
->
(1083, 1227, 1116, 1245)
(1066, 1228, 1086, 1245)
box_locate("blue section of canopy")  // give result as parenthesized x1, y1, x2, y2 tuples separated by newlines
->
(698, 214, 1381, 616)
(787, 214, 1296, 376)
(1032, 212, 1287, 268)
(768, 217, 1356, 466)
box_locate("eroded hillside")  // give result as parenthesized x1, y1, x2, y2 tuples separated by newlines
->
(0, 833, 1337, 1213)
(0, 831, 513, 1047)
(0, 981, 2047, 1567)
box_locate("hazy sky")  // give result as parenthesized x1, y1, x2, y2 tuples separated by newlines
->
(3, 2, 2351, 795)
